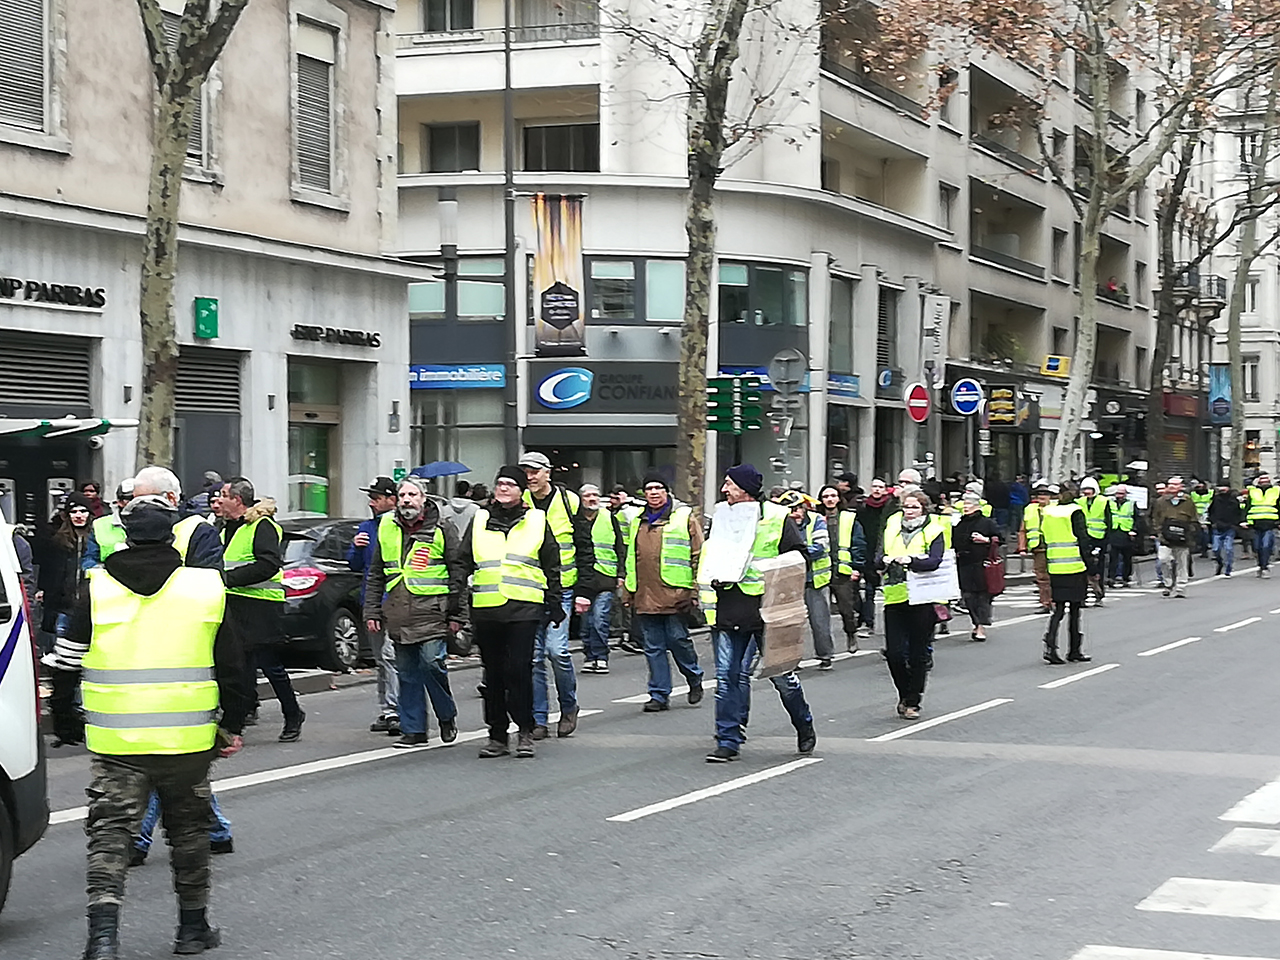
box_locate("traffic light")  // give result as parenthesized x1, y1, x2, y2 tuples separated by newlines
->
(706, 377, 764, 434)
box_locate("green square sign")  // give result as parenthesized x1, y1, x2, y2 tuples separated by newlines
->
(194, 297, 219, 339)
(392, 467, 407, 482)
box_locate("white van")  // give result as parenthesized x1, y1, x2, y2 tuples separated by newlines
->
(0, 514, 47, 916)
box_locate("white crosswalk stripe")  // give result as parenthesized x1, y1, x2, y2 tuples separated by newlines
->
(1072, 949, 1280, 960)
(1210, 827, 1280, 857)
(1136, 878, 1280, 921)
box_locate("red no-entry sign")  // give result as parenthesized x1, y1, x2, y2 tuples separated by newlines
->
(905, 382, 930, 423)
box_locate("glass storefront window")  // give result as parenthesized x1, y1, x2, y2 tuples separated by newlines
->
(829, 277, 853, 374)
(288, 423, 331, 517)
(590, 260, 636, 320)
(411, 391, 506, 496)
(717, 262, 808, 326)
(646, 261, 684, 321)
(534, 446, 675, 493)
(409, 281, 445, 319)
(458, 280, 504, 320)
(287, 363, 340, 405)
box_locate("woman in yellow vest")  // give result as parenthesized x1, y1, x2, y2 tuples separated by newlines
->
(776, 491, 837, 669)
(1040, 483, 1092, 664)
(876, 490, 949, 720)
(818, 484, 866, 653)
(459, 466, 564, 759)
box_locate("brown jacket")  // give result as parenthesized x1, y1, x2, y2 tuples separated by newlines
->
(363, 500, 465, 642)
(623, 501, 703, 615)
(1151, 494, 1200, 546)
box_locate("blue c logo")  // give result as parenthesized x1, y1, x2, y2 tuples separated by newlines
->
(537, 367, 594, 409)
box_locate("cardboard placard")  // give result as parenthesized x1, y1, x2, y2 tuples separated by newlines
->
(753, 552, 808, 679)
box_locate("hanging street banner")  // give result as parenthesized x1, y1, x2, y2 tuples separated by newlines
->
(531, 193, 586, 358)
(1208, 363, 1232, 426)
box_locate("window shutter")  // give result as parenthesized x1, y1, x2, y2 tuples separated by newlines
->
(0, 0, 47, 132)
(876, 289, 892, 368)
(0, 333, 92, 408)
(296, 55, 333, 191)
(161, 13, 206, 163)
(176, 348, 241, 414)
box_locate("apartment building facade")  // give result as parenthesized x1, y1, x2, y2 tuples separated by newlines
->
(394, 0, 1163, 495)
(0, 0, 418, 526)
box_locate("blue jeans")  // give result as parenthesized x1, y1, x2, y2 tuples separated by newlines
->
(136, 790, 231, 852)
(1213, 529, 1235, 574)
(639, 613, 703, 703)
(712, 627, 811, 752)
(1256, 527, 1276, 570)
(533, 589, 577, 725)
(582, 590, 613, 662)
(394, 639, 456, 737)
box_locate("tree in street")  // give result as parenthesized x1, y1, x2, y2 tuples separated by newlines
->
(135, 0, 251, 469)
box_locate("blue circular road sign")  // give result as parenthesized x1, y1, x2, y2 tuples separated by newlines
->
(950, 378, 984, 416)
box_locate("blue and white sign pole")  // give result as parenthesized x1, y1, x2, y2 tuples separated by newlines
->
(950, 378, 984, 416)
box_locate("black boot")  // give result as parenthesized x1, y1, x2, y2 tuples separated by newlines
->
(174, 906, 221, 955)
(1066, 639, 1092, 663)
(83, 904, 120, 960)
(1043, 638, 1065, 665)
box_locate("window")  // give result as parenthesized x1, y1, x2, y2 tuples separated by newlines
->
(422, 0, 474, 32)
(1052, 129, 1067, 166)
(1052, 229, 1068, 278)
(410, 258, 506, 323)
(1244, 276, 1261, 314)
(295, 21, 336, 193)
(1135, 90, 1145, 128)
(1052, 326, 1069, 355)
(1240, 132, 1262, 175)
(1072, 224, 1081, 286)
(821, 157, 840, 192)
(1134, 261, 1147, 305)
(0, 0, 47, 132)
(162, 12, 207, 164)
(829, 277, 854, 375)
(1245, 357, 1261, 401)
(523, 123, 599, 172)
(876, 287, 898, 367)
(645, 261, 684, 322)
(717, 263, 807, 327)
(1134, 184, 1146, 219)
(938, 183, 958, 231)
(1135, 346, 1148, 386)
(424, 122, 479, 172)
(590, 260, 635, 320)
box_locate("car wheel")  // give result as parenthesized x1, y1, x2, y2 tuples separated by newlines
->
(325, 608, 361, 673)
(0, 792, 13, 917)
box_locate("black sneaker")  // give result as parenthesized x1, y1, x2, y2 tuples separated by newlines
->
(439, 719, 458, 744)
(127, 846, 147, 868)
(478, 739, 509, 758)
(818, 658, 833, 671)
(687, 682, 704, 705)
(393, 733, 429, 749)
(797, 725, 817, 755)
(386, 716, 401, 737)
(209, 839, 233, 855)
(173, 912, 221, 956)
(617, 639, 644, 655)
(642, 698, 669, 713)
(370, 715, 391, 733)
(243, 708, 258, 727)
(278, 710, 305, 743)
(705, 746, 739, 763)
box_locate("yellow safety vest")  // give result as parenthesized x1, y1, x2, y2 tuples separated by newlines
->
(833, 510, 859, 577)
(1112, 500, 1135, 533)
(1024, 502, 1044, 550)
(1042, 504, 1086, 574)
(624, 504, 694, 592)
(880, 515, 949, 606)
(472, 508, 549, 607)
(81, 567, 224, 756)
(222, 516, 285, 601)
(1076, 495, 1111, 540)
(588, 509, 619, 579)
(696, 501, 788, 626)
(1248, 486, 1280, 523)
(92, 515, 128, 560)
(377, 513, 448, 595)
(802, 513, 832, 590)
(524, 487, 581, 587)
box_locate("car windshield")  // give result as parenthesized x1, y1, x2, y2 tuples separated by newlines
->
(283, 535, 316, 565)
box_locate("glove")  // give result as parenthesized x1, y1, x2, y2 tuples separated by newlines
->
(546, 600, 566, 628)
(50, 669, 85, 747)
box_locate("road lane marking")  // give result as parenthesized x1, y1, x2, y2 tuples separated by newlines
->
(1222, 778, 1280, 824)
(1137, 637, 1201, 657)
(1270, 608, 1280, 615)
(987, 614, 1047, 629)
(1073, 948, 1280, 960)
(48, 710, 605, 826)
(1215, 617, 1262, 633)
(1038, 663, 1120, 689)
(865, 698, 1013, 743)
(606, 757, 823, 822)
(1137, 877, 1280, 921)
(1211, 827, 1280, 856)
(613, 681, 717, 705)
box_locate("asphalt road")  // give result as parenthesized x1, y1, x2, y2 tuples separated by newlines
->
(9, 564, 1280, 960)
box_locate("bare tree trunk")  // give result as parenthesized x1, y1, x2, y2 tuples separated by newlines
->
(674, 0, 750, 510)
(1052, 204, 1101, 481)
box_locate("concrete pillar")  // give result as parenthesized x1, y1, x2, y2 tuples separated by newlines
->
(808, 251, 832, 490)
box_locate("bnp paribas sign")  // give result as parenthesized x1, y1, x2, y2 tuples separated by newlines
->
(0, 275, 107, 310)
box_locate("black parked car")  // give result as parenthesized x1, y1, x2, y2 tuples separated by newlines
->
(278, 518, 372, 672)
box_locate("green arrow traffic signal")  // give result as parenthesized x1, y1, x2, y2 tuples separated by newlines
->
(705, 376, 764, 434)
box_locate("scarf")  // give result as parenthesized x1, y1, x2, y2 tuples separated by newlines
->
(863, 492, 891, 509)
(899, 514, 928, 548)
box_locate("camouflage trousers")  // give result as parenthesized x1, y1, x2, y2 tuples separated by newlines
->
(85, 750, 216, 909)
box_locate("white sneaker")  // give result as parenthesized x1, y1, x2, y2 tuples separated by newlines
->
(856, 626, 873, 639)
(594, 660, 610, 674)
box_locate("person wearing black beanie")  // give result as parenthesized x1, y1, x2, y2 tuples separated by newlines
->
(494, 465, 529, 493)
(699, 464, 816, 763)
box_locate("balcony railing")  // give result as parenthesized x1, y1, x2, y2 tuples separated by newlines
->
(971, 244, 1046, 279)
(972, 132, 1042, 174)
(1096, 284, 1131, 305)
(1201, 275, 1228, 301)
(820, 57, 924, 115)
(398, 21, 599, 48)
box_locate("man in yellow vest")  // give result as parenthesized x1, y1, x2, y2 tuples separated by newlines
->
(1244, 474, 1279, 578)
(1041, 483, 1091, 664)
(609, 484, 646, 655)
(519, 451, 593, 739)
(1075, 477, 1111, 606)
(460, 466, 564, 758)
(698, 464, 815, 763)
(576, 483, 624, 675)
(1019, 481, 1054, 613)
(364, 477, 464, 748)
(622, 471, 705, 711)
(50, 496, 239, 959)
(82, 479, 134, 570)
(1106, 484, 1138, 588)
(219, 478, 303, 742)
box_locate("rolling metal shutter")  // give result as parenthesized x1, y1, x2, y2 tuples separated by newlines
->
(0, 0, 47, 132)
(175, 348, 241, 414)
(296, 54, 333, 190)
(0, 332, 92, 407)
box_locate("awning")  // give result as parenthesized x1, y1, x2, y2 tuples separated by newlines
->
(0, 418, 139, 439)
